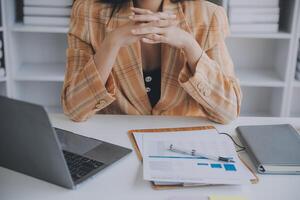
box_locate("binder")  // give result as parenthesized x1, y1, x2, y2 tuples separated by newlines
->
(128, 126, 258, 190)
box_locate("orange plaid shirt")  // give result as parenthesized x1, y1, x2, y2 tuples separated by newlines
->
(62, 0, 242, 124)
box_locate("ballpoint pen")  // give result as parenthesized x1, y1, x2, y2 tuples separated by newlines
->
(168, 144, 235, 163)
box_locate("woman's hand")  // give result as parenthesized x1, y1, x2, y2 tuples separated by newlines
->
(131, 21, 191, 49)
(108, 22, 145, 47)
(130, 7, 203, 71)
(129, 7, 193, 49)
(108, 8, 176, 47)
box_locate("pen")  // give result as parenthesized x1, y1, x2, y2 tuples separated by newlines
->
(168, 144, 235, 163)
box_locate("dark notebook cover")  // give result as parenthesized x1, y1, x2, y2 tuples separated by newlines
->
(237, 124, 300, 174)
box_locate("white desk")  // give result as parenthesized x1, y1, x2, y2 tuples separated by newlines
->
(1, 114, 300, 200)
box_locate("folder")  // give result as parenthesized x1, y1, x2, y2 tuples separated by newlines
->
(128, 126, 258, 190)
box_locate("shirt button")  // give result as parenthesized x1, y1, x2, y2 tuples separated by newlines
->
(203, 88, 211, 97)
(146, 87, 151, 93)
(95, 99, 106, 109)
(145, 76, 152, 82)
(197, 82, 204, 91)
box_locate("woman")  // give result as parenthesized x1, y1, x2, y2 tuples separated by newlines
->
(62, 0, 241, 124)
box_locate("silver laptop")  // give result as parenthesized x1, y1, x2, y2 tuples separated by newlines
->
(0, 96, 131, 189)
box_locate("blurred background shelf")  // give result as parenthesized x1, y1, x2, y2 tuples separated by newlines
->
(293, 81, 300, 87)
(12, 23, 68, 33)
(229, 32, 292, 39)
(289, 87, 300, 117)
(14, 63, 65, 81)
(240, 86, 284, 117)
(236, 68, 285, 87)
(14, 81, 63, 113)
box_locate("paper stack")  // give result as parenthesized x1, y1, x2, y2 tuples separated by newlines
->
(228, 0, 280, 33)
(0, 38, 5, 78)
(296, 44, 300, 81)
(133, 129, 256, 186)
(23, 0, 73, 26)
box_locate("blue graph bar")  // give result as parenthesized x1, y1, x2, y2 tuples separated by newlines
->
(211, 163, 222, 168)
(224, 164, 237, 171)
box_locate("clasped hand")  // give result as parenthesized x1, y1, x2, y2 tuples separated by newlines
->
(112, 7, 191, 49)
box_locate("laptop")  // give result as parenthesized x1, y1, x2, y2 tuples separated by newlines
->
(0, 96, 132, 189)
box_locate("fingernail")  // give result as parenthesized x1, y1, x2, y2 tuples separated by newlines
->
(129, 16, 134, 19)
(131, 29, 136, 34)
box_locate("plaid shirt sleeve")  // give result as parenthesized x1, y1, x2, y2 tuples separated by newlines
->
(179, 6, 242, 124)
(61, 1, 116, 122)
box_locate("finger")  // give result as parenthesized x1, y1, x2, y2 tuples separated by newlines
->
(143, 34, 168, 43)
(129, 14, 160, 22)
(149, 19, 179, 28)
(131, 27, 163, 35)
(130, 7, 153, 15)
(155, 12, 177, 20)
(142, 38, 160, 44)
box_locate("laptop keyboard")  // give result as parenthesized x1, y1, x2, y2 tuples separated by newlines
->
(63, 150, 104, 182)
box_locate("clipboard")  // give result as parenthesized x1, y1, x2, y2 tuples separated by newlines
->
(128, 125, 259, 190)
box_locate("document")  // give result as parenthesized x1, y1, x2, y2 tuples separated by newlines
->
(141, 131, 255, 185)
(133, 129, 219, 155)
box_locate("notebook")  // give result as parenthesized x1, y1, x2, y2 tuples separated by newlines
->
(236, 124, 300, 174)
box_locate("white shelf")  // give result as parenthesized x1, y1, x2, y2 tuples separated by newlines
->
(236, 68, 285, 87)
(293, 80, 300, 87)
(229, 32, 292, 39)
(12, 23, 68, 33)
(14, 81, 63, 112)
(0, 76, 6, 82)
(240, 111, 272, 117)
(290, 113, 300, 117)
(240, 87, 283, 117)
(290, 87, 300, 117)
(15, 63, 65, 82)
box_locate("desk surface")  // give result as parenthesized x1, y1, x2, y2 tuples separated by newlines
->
(1, 114, 300, 200)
